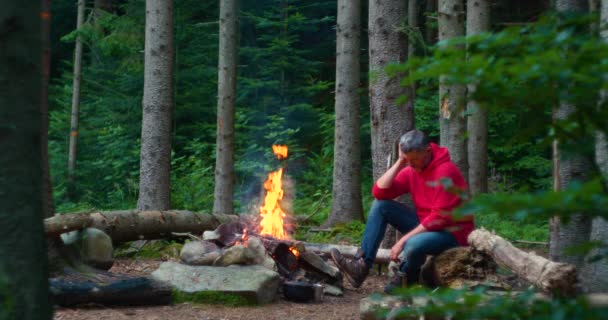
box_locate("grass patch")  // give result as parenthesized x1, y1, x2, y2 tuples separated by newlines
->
(475, 211, 548, 243)
(172, 290, 257, 306)
(114, 240, 183, 259)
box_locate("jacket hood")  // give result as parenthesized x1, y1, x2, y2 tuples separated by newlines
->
(423, 143, 450, 173)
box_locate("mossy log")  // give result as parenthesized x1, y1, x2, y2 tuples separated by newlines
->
(45, 211, 239, 243)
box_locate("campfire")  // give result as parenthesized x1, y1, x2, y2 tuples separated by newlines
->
(179, 145, 343, 302)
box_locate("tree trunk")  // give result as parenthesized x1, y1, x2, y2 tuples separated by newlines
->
(580, 0, 608, 293)
(67, 0, 86, 199)
(369, 0, 415, 249)
(213, 0, 239, 215)
(41, 0, 54, 217)
(302, 242, 392, 264)
(0, 3, 52, 318)
(469, 229, 578, 296)
(438, 0, 467, 176)
(550, 0, 591, 269)
(369, 0, 415, 184)
(407, 0, 419, 108)
(45, 211, 239, 243)
(466, 0, 490, 195)
(425, 0, 438, 45)
(138, 0, 174, 211)
(326, 0, 363, 226)
(51, 268, 171, 307)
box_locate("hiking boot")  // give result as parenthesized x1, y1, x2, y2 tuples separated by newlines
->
(330, 248, 369, 288)
(383, 272, 406, 294)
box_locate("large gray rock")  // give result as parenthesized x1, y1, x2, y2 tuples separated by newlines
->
(61, 228, 113, 270)
(152, 262, 280, 304)
(180, 240, 221, 265)
(213, 244, 256, 266)
(247, 236, 277, 271)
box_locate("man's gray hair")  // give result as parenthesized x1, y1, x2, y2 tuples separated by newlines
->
(399, 129, 430, 153)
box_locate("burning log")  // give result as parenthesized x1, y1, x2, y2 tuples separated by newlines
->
(468, 228, 577, 296)
(45, 210, 239, 243)
(301, 242, 391, 264)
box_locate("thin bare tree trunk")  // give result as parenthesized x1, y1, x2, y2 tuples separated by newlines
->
(138, 0, 174, 211)
(438, 0, 467, 176)
(466, 0, 490, 195)
(213, 0, 239, 215)
(326, 0, 363, 226)
(550, 0, 591, 269)
(0, 2, 52, 317)
(67, 0, 86, 198)
(41, 0, 54, 217)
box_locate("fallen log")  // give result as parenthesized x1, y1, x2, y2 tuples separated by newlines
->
(301, 242, 391, 264)
(50, 267, 172, 307)
(468, 228, 577, 296)
(45, 210, 239, 243)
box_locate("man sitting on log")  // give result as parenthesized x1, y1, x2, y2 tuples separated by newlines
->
(331, 129, 474, 292)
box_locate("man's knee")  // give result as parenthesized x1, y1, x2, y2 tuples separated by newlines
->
(403, 237, 427, 261)
(369, 200, 397, 217)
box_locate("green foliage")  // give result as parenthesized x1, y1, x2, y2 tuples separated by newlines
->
(300, 221, 366, 245)
(172, 289, 256, 306)
(461, 178, 608, 224)
(474, 211, 548, 243)
(379, 287, 606, 319)
(114, 240, 183, 259)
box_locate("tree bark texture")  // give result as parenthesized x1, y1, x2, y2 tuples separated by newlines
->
(551, 0, 591, 268)
(580, 1, 608, 292)
(68, 0, 86, 197)
(45, 211, 239, 243)
(327, 0, 363, 226)
(469, 229, 578, 296)
(550, 108, 592, 268)
(555, 0, 589, 11)
(368, 0, 415, 183)
(466, 0, 490, 195)
(213, 0, 239, 215)
(0, 2, 52, 318)
(138, 0, 174, 211)
(50, 269, 171, 307)
(438, 0, 467, 176)
(302, 242, 392, 264)
(41, 0, 54, 217)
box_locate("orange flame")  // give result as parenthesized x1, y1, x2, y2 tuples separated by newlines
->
(272, 145, 288, 160)
(259, 145, 289, 239)
(289, 246, 300, 258)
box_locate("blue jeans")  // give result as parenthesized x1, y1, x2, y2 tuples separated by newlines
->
(361, 200, 459, 283)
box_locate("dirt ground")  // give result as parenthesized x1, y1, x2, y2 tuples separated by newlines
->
(53, 258, 389, 320)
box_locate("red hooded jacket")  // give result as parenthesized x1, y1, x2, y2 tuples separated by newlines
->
(371, 143, 474, 246)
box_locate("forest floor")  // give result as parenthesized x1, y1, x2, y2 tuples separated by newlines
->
(53, 258, 389, 320)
